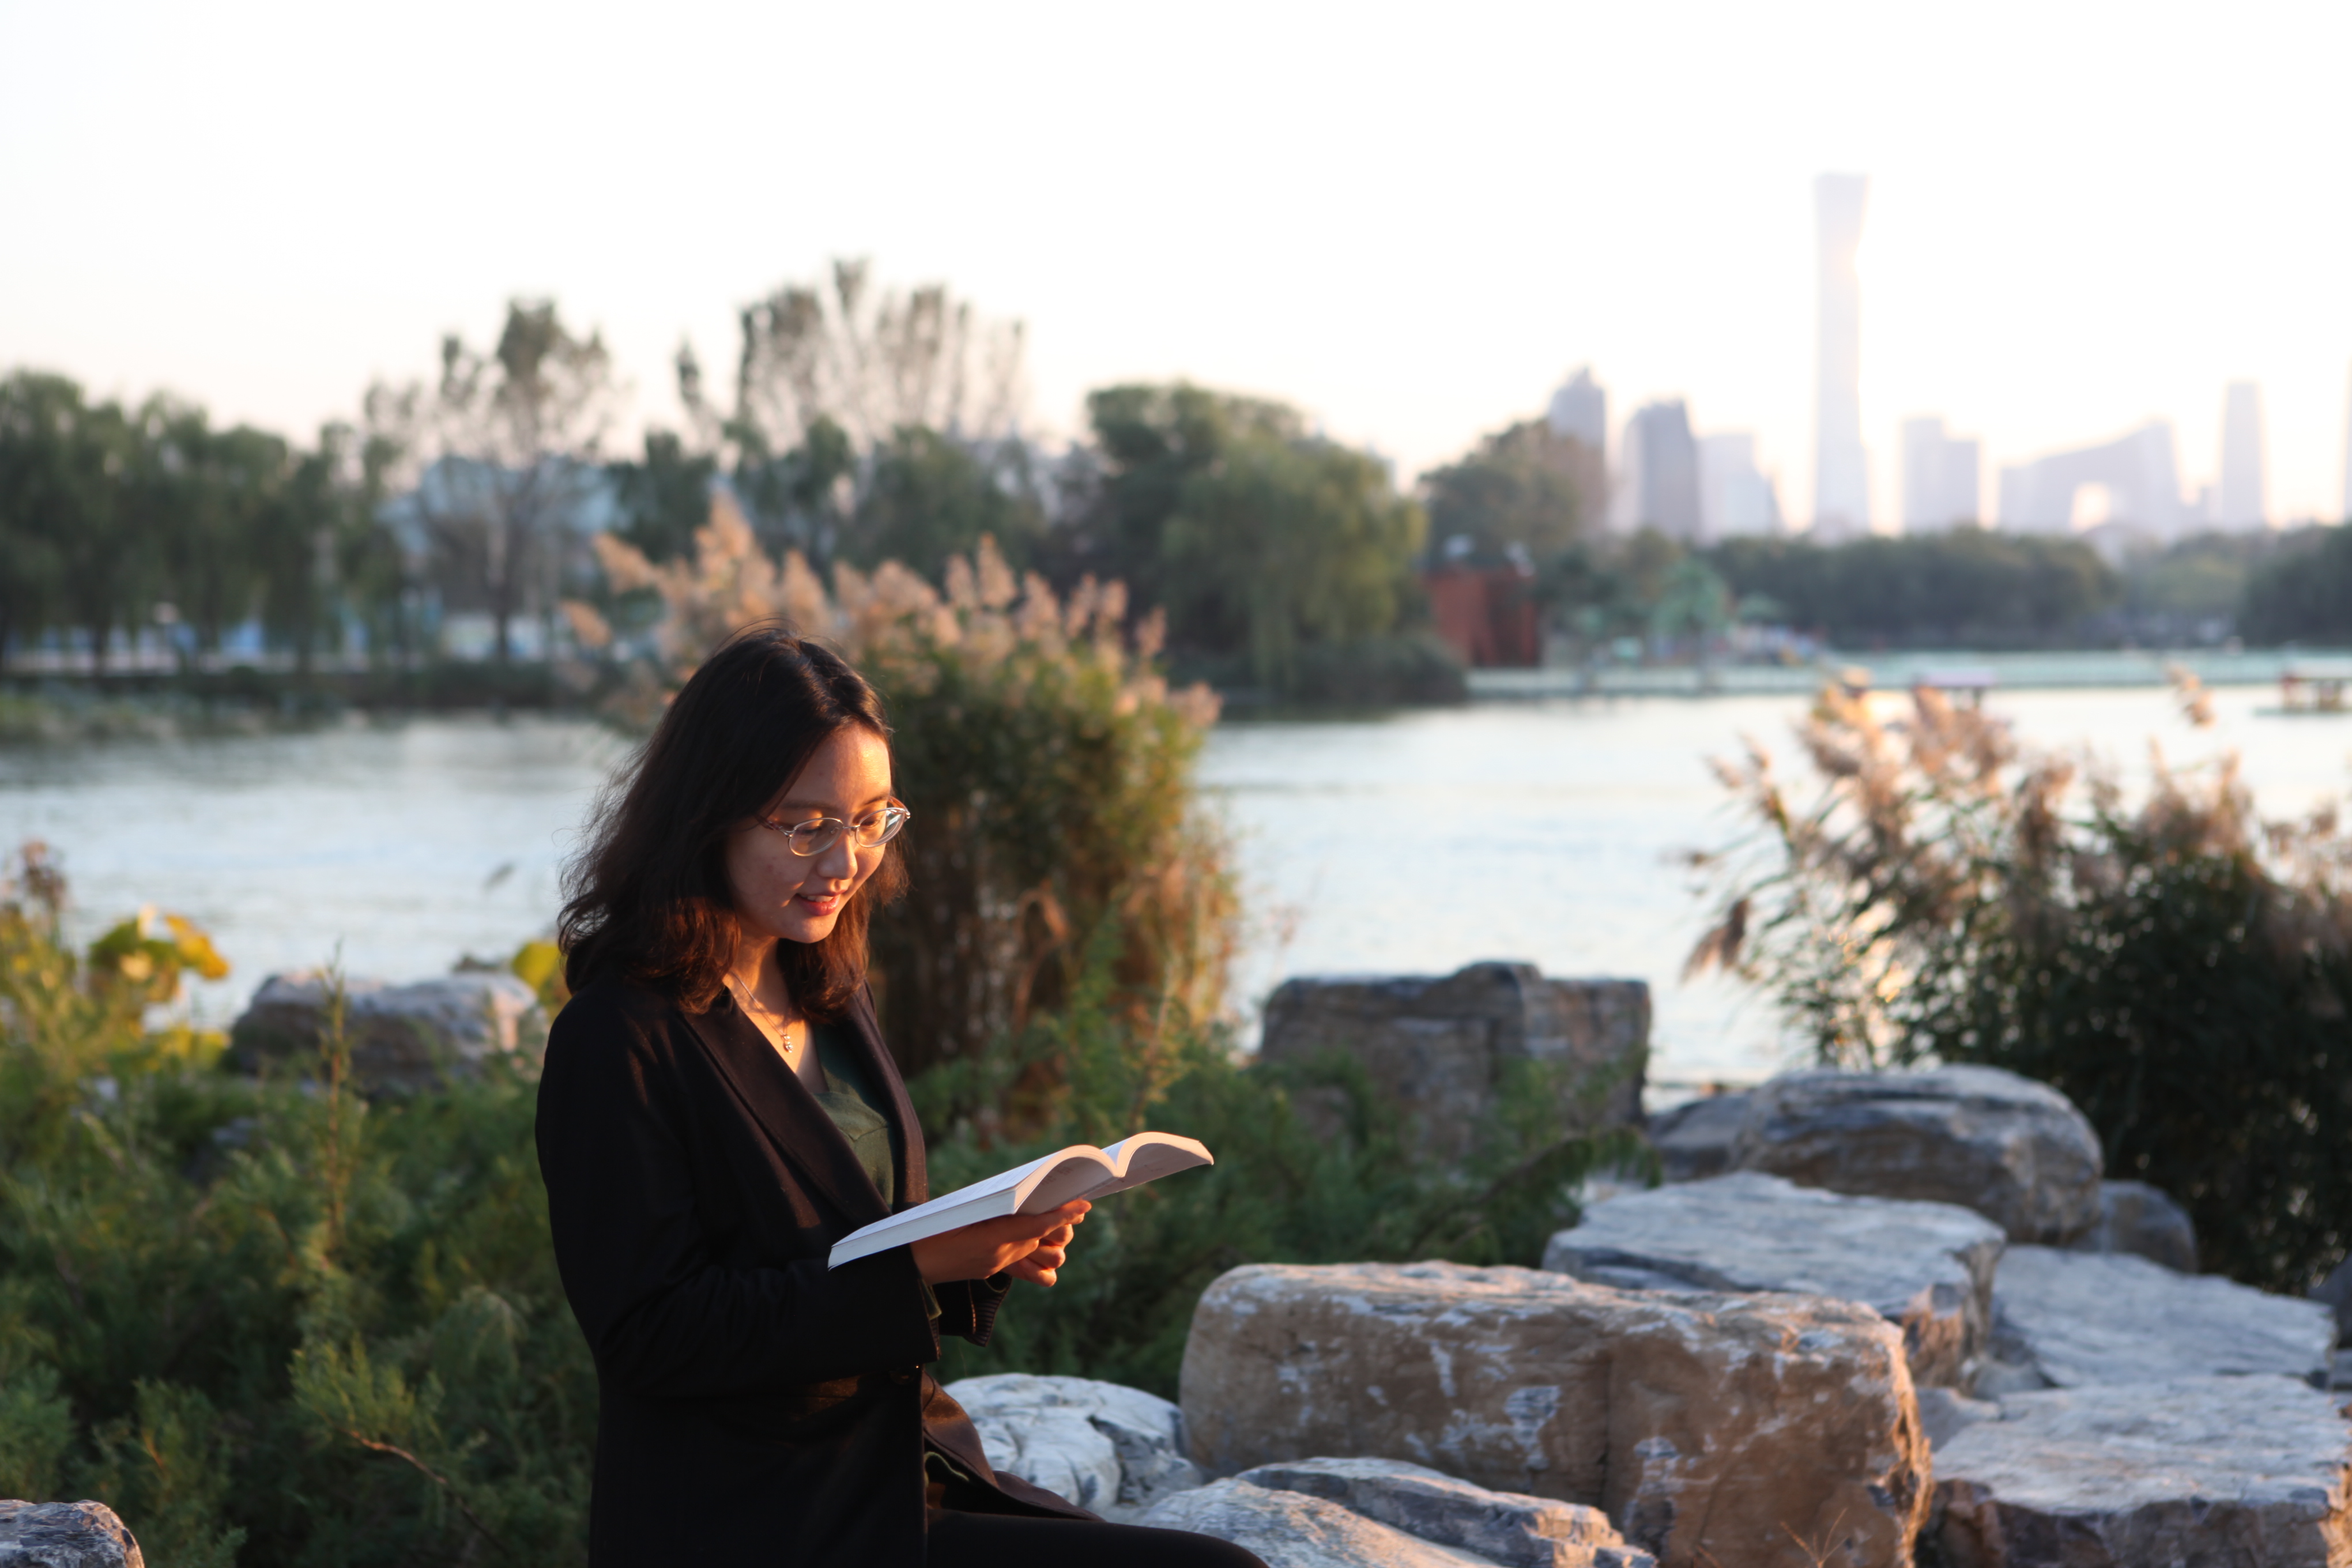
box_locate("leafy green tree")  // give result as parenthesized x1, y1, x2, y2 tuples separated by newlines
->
(2240, 524, 2352, 644)
(1707, 527, 2117, 647)
(842, 425, 1045, 579)
(144, 405, 289, 661)
(1420, 418, 1596, 560)
(1071, 383, 1301, 615)
(370, 299, 619, 668)
(1161, 432, 1426, 688)
(605, 429, 717, 564)
(0, 372, 78, 660)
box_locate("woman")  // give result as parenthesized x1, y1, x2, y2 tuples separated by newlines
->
(537, 626, 1264, 1567)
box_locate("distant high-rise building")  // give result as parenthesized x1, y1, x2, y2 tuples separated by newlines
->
(1544, 367, 1610, 531)
(1547, 367, 1607, 450)
(1900, 417, 1982, 532)
(1698, 433, 1782, 538)
(1997, 423, 2185, 536)
(2217, 380, 2268, 529)
(1813, 174, 1871, 534)
(1621, 400, 1703, 540)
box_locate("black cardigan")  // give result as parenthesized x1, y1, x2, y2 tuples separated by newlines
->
(535, 975, 1091, 1566)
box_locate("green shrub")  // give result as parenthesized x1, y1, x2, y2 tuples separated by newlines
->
(0, 854, 591, 1564)
(1693, 680, 2352, 1291)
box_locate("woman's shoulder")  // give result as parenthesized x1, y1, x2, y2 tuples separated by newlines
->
(545, 974, 699, 1069)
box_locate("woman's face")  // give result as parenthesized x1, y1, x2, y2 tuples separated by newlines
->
(723, 724, 896, 950)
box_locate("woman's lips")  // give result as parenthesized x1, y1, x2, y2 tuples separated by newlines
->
(796, 891, 845, 913)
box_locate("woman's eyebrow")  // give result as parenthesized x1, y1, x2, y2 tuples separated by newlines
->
(774, 791, 895, 815)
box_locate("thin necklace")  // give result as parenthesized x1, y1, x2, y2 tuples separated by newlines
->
(726, 974, 805, 1061)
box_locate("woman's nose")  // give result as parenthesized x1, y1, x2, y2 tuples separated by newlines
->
(813, 836, 858, 880)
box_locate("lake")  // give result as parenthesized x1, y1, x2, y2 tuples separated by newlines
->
(3, 681, 2345, 1090)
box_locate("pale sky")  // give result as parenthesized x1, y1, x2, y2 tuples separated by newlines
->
(6, 0, 2351, 528)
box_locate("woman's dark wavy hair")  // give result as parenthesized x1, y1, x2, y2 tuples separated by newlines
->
(558, 624, 907, 1016)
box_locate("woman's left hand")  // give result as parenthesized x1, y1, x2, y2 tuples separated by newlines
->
(1005, 1217, 1081, 1288)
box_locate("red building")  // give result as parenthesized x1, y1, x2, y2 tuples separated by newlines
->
(1423, 564, 1539, 668)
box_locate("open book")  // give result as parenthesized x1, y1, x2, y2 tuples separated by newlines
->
(827, 1132, 1212, 1269)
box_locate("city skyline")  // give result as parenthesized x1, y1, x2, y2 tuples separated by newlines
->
(5, 1, 2351, 526)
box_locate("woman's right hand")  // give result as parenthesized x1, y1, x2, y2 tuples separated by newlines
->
(909, 1200, 1090, 1287)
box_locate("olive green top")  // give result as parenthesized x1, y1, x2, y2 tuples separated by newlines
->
(809, 1023, 895, 1209)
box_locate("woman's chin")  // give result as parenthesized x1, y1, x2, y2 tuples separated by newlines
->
(775, 911, 843, 945)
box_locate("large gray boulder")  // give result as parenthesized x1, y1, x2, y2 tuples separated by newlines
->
(1927, 1375, 2352, 1567)
(2064, 1179, 2198, 1273)
(1728, 1065, 2104, 1243)
(229, 970, 542, 1093)
(1980, 1246, 2335, 1393)
(1140, 1479, 1511, 1566)
(944, 1373, 1203, 1522)
(0, 1502, 144, 1568)
(1258, 964, 1646, 1160)
(1232, 1457, 1652, 1567)
(1540, 1171, 2006, 1387)
(1180, 1261, 1929, 1567)
(1643, 1092, 1748, 1183)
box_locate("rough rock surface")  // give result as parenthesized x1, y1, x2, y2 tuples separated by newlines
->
(229, 971, 542, 1092)
(0, 1502, 144, 1568)
(1928, 1375, 2352, 1568)
(1258, 964, 1646, 1160)
(1540, 1171, 2006, 1387)
(1141, 1479, 1507, 1565)
(1181, 1261, 1929, 1568)
(1644, 1092, 1748, 1183)
(1728, 1065, 2103, 1243)
(945, 1373, 1204, 1521)
(1234, 1457, 1653, 1567)
(2065, 1180, 2198, 1273)
(1984, 1246, 2335, 1391)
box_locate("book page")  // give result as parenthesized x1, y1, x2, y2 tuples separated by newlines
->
(827, 1132, 1212, 1268)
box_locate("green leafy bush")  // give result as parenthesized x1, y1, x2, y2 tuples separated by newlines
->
(0, 853, 592, 1564)
(1692, 681, 2352, 1291)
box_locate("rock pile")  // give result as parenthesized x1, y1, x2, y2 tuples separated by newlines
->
(1259, 963, 1646, 1160)
(0, 1501, 144, 1567)
(228, 970, 542, 1094)
(1540, 1171, 2004, 1387)
(943, 1373, 1203, 1522)
(1180, 1261, 1929, 1567)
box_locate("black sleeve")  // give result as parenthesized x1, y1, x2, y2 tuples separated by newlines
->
(930, 1274, 1013, 1345)
(535, 1000, 942, 1399)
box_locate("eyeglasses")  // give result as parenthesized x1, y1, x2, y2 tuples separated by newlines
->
(759, 802, 911, 857)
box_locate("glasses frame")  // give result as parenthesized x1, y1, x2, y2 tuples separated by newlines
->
(758, 801, 912, 858)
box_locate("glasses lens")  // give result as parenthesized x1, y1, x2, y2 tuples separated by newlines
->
(852, 806, 907, 847)
(785, 820, 845, 857)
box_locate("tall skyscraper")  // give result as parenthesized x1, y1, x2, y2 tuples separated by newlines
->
(1621, 400, 1703, 540)
(1547, 367, 1607, 450)
(1900, 417, 1981, 532)
(2217, 380, 2267, 529)
(1812, 174, 1871, 534)
(1698, 433, 1782, 538)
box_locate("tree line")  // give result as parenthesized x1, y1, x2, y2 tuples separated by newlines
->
(9, 258, 2347, 692)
